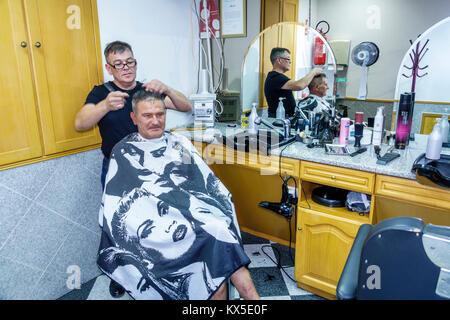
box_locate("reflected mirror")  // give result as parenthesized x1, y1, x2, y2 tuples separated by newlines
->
(241, 22, 337, 113)
(394, 16, 450, 136)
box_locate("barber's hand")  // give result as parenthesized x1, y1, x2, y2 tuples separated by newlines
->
(142, 79, 169, 95)
(312, 68, 324, 76)
(105, 91, 129, 111)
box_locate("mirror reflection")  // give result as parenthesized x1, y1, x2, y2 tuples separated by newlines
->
(241, 22, 336, 113)
(394, 16, 450, 137)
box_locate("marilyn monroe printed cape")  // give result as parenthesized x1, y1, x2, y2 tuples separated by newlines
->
(97, 131, 250, 300)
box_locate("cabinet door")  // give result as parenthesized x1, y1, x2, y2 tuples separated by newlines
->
(23, 0, 101, 155)
(295, 208, 362, 297)
(0, 0, 42, 166)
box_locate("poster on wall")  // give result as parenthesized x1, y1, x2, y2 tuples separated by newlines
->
(220, 0, 246, 38)
(200, 0, 220, 39)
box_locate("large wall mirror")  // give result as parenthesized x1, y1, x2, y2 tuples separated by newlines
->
(241, 22, 336, 113)
(394, 16, 450, 135)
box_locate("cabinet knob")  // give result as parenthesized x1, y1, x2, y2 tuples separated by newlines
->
(20, 41, 27, 48)
(35, 42, 41, 48)
(298, 227, 302, 231)
(331, 175, 336, 180)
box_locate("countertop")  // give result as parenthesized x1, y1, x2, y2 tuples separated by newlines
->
(172, 122, 450, 181)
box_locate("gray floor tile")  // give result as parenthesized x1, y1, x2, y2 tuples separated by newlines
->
(48, 224, 102, 284)
(244, 244, 277, 268)
(0, 186, 33, 248)
(35, 163, 102, 228)
(0, 159, 56, 200)
(0, 256, 43, 300)
(249, 266, 290, 297)
(0, 203, 74, 270)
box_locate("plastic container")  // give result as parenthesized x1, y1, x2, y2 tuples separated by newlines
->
(372, 106, 385, 146)
(276, 97, 286, 119)
(426, 123, 442, 160)
(248, 103, 259, 135)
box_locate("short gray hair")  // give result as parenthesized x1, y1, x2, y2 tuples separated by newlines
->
(270, 47, 290, 65)
(104, 41, 133, 63)
(308, 74, 327, 91)
(131, 90, 166, 113)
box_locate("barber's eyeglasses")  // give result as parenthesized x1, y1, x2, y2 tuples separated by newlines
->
(279, 57, 291, 62)
(108, 59, 137, 70)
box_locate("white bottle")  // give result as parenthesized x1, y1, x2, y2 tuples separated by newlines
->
(426, 123, 443, 160)
(276, 97, 286, 119)
(372, 106, 385, 146)
(248, 103, 259, 135)
(439, 110, 449, 143)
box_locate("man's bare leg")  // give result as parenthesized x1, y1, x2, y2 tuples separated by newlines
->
(210, 281, 227, 300)
(230, 266, 260, 300)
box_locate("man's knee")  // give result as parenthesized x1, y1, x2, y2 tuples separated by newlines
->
(210, 281, 227, 300)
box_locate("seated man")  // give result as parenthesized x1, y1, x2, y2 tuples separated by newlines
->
(97, 90, 260, 300)
(308, 73, 332, 115)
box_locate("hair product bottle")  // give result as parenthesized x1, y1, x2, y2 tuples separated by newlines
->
(248, 103, 259, 135)
(372, 106, 385, 146)
(276, 97, 286, 119)
(426, 123, 442, 160)
(339, 117, 351, 145)
(439, 109, 449, 143)
(395, 93, 412, 149)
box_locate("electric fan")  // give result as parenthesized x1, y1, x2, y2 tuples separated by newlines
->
(351, 42, 380, 99)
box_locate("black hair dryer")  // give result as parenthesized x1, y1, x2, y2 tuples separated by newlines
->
(258, 178, 294, 218)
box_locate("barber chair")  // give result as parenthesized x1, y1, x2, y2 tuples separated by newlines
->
(336, 217, 450, 300)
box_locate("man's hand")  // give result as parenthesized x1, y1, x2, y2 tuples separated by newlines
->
(311, 68, 324, 76)
(142, 79, 169, 95)
(105, 91, 130, 111)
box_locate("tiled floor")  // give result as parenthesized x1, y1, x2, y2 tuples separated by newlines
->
(58, 231, 325, 300)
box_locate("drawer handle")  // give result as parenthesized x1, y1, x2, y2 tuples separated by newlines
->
(331, 175, 336, 180)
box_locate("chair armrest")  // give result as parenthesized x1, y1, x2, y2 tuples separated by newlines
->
(336, 224, 372, 300)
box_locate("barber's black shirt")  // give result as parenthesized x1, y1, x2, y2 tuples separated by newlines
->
(84, 81, 143, 158)
(264, 71, 296, 118)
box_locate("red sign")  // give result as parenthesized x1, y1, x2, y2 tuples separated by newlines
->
(200, 0, 220, 39)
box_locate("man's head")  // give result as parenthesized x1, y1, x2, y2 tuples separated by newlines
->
(308, 74, 329, 97)
(131, 90, 167, 139)
(270, 47, 291, 72)
(104, 41, 137, 88)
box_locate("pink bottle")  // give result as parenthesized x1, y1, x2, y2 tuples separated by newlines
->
(339, 117, 351, 145)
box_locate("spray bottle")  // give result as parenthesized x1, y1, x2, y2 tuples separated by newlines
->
(276, 97, 286, 119)
(248, 103, 259, 135)
(372, 106, 385, 146)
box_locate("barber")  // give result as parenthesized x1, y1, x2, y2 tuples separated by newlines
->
(264, 47, 323, 118)
(75, 40, 192, 190)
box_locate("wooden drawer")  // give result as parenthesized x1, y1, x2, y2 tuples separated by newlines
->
(300, 161, 375, 194)
(201, 143, 300, 178)
(375, 174, 450, 210)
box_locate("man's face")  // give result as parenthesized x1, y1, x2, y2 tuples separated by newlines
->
(315, 78, 329, 97)
(105, 49, 137, 86)
(278, 51, 292, 72)
(131, 100, 166, 139)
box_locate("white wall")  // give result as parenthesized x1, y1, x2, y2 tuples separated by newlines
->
(313, 0, 450, 100)
(96, 0, 200, 128)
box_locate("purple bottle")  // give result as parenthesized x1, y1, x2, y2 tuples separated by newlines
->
(395, 93, 412, 149)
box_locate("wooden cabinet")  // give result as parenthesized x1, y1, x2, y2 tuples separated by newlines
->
(261, 0, 299, 30)
(0, 0, 102, 167)
(295, 207, 363, 298)
(0, 0, 42, 166)
(295, 161, 375, 299)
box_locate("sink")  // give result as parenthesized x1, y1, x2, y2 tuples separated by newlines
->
(221, 129, 296, 154)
